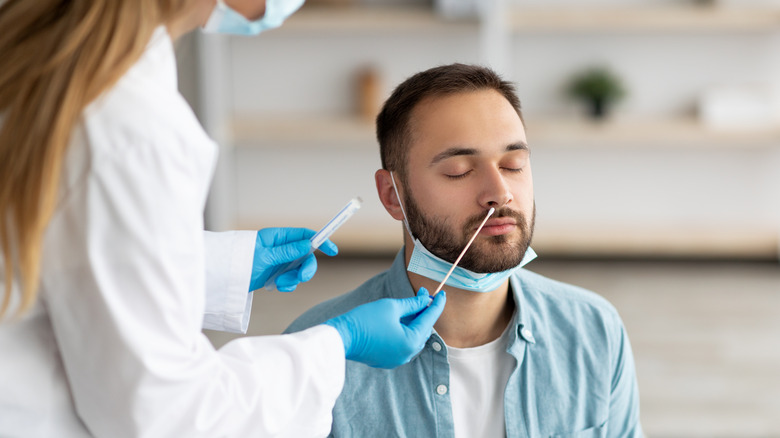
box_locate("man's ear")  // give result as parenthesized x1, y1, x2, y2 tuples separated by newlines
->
(375, 169, 405, 221)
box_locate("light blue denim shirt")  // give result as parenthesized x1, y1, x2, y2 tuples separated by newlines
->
(286, 250, 643, 438)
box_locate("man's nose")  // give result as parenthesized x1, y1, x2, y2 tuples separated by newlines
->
(478, 167, 513, 209)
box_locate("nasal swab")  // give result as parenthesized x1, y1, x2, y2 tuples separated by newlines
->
(431, 207, 495, 296)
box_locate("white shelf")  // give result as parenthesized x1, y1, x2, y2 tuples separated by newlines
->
(526, 116, 780, 148)
(234, 219, 779, 259)
(510, 6, 780, 33)
(533, 225, 780, 259)
(230, 114, 780, 148)
(232, 114, 374, 145)
(267, 5, 780, 34)
(273, 5, 477, 34)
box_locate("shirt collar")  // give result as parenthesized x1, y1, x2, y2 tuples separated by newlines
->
(386, 249, 417, 299)
(509, 275, 536, 344)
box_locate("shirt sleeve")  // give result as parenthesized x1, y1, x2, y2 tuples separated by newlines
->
(41, 134, 345, 437)
(607, 317, 644, 437)
(203, 230, 256, 333)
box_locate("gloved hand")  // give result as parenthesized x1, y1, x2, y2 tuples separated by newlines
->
(250, 227, 338, 292)
(324, 288, 447, 369)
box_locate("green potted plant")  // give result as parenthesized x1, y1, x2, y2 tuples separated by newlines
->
(566, 67, 626, 119)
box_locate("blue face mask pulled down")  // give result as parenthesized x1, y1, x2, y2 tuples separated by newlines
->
(203, 0, 305, 35)
(409, 242, 537, 293)
(390, 172, 536, 293)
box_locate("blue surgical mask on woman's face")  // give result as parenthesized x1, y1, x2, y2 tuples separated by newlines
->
(390, 172, 536, 293)
(203, 0, 305, 35)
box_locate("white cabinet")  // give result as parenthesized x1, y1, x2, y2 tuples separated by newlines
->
(196, 2, 780, 258)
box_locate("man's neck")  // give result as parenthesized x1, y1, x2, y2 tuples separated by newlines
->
(404, 243, 515, 349)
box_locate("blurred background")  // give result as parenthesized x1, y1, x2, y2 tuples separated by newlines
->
(177, 0, 780, 435)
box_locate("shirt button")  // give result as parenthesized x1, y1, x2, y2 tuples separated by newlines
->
(436, 384, 448, 395)
(431, 341, 442, 352)
(521, 328, 535, 342)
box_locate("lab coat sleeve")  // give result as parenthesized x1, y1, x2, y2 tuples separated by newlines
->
(41, 134, 345, 437)
(203, 230, 256, 333)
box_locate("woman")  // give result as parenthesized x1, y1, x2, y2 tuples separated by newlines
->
(0, 1, 446, 436)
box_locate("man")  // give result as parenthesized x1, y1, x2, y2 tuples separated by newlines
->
(286, 63, 643, 437)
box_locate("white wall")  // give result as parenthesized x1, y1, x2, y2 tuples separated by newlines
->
(195, 3, 780, 258)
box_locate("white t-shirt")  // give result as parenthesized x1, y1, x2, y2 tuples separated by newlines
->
(447, 321, 515, 438)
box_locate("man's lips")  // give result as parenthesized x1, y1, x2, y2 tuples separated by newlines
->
(478, 217, 517, 236)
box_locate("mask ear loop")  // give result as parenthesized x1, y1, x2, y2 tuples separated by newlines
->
(390, 171, 415, 239)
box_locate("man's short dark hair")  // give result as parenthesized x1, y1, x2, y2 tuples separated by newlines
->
(376, 63, 524, 181)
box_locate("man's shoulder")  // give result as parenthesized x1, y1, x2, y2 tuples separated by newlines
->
(284, 270, 392, 334)
(515, 268, 621, 322)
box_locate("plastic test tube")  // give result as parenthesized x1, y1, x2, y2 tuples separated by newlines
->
(264, 197, 362, 291)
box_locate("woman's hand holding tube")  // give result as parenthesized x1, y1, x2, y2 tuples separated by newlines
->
(324, 288, 447, 369)
(250, 227, 338, 292)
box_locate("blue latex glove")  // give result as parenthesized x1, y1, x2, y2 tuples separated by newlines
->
(324, 288, 447, 369)
(250, 227, 338, 292)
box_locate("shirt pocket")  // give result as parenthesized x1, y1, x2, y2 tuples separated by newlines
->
(550, 421, 607, 438)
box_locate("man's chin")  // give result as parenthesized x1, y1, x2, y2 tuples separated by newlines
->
(462, 249, 529, 273)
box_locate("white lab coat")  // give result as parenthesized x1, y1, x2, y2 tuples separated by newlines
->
(0, 28, 344, 437)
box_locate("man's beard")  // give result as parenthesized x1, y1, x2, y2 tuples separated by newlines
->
(404, 191, 535, 274)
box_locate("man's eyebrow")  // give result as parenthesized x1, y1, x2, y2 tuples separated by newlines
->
(507, 142, 529, 152)
(429, 142, 529, 167)
(429, 147, 478, 166)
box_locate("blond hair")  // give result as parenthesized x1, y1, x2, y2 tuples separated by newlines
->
(0, 0, 193, 318)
